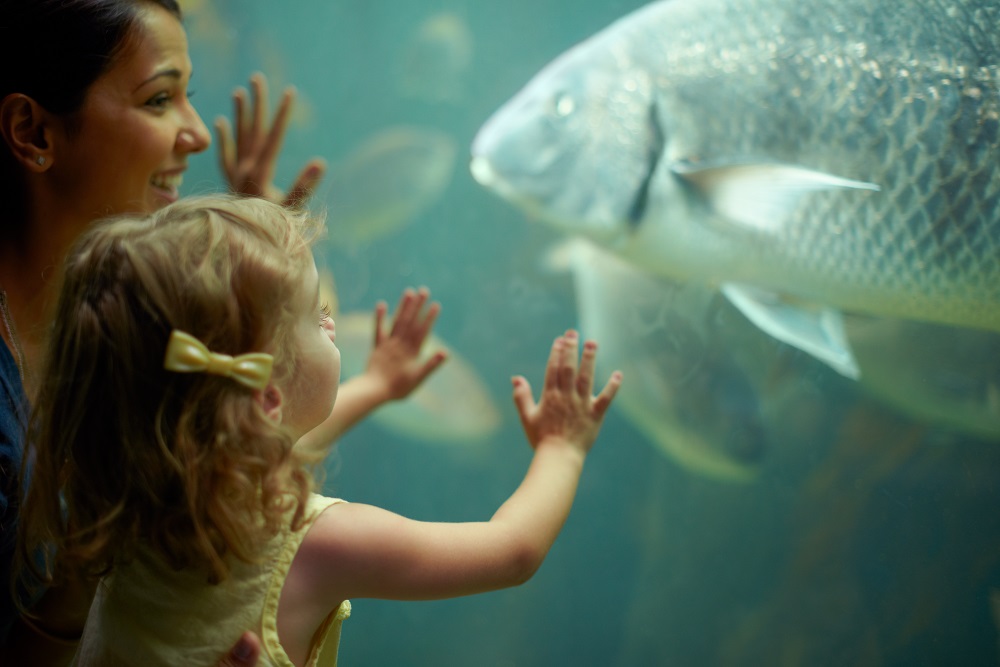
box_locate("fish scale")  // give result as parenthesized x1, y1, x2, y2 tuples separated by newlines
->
(472, 0, 1000, 339)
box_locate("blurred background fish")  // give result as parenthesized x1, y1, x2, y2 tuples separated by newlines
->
(396, 12, 475, 104)
(471, 0, 1000, 379)
(326, 126, 457, 247)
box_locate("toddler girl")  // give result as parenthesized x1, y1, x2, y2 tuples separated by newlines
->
(18, 195, 621, 666)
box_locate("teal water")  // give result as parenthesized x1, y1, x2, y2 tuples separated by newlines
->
(183, 1, 1000, 665)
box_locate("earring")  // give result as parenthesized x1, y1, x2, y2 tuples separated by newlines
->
(35, 155, 45, 166)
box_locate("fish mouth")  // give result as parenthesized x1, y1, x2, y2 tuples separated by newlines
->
(469, 156, 560, 224)
(469, 156, 499, 189)
(469, 156, 539, 210)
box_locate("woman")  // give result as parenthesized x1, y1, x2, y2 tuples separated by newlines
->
(0, 0, 430, 663)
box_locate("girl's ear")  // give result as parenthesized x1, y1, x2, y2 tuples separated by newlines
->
(0, 93, 54, 172)
(258, 384, 284, 423)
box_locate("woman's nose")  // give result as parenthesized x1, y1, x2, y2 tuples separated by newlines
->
(177, 105, 212, 155)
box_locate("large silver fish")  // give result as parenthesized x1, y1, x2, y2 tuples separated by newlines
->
(470, 0, 1000, 378)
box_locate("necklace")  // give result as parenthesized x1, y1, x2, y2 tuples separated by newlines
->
(0, 290, 28, 387)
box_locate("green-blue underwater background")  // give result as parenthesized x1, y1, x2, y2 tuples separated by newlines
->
(181, 1, 1000, 664)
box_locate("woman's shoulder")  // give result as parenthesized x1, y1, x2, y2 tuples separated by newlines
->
(0, 337, 27, 438)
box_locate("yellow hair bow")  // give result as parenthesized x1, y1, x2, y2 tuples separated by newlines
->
(163, 330, 274, 391)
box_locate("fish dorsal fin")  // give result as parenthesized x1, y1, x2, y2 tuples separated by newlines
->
(672, 161, 880, 232)
(721, 282, 860, 379)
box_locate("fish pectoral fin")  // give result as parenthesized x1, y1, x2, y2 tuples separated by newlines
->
(672, 161, 880, 233)
(721, 282, 860, 379)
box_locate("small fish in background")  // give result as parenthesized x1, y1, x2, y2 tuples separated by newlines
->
(326, 126, 457, 247)
(548, 238, 765, 482)
(471, 0, 1000, 380)
(396, 12, 474, 104)
(319, 270, 501, 445)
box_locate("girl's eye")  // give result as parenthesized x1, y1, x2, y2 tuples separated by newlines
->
(319, 303, 332, 326)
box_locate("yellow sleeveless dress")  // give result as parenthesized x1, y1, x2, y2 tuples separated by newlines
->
(73, 494, 350, 667)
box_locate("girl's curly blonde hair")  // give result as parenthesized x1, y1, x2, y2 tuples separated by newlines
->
(18, 194, 326, 590)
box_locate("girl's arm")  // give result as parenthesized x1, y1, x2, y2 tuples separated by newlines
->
(295, 287, 446, 454)
(287, 331, 621, 606)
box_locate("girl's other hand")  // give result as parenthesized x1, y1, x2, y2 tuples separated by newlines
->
(365, 287, 447, 401)
(512, 330, 622, 454)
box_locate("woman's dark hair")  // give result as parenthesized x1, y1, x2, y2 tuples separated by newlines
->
(0, 0, 182, 243)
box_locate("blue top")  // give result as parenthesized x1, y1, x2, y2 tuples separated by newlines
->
(0, 337, 28, 643)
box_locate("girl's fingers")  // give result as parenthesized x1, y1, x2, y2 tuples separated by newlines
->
(408, 288, 430, 325)
(591, 371, 623, 418)
(372, 301, 388, 347)
(416, 300, 441, 340)
(511, 375, 536, 422)
(576, 339, 597, 398)
(557, 330, 578, 391)
(542, 336, 565, 391)
(393, 287, 431, 337)
(389, 288, 417, 335)
(415, 350, 448, 383)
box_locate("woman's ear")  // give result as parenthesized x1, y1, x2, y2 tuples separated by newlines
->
(0, 93, 54, 172)
(258, 384, 284, 423)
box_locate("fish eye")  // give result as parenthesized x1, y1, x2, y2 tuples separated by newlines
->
(552, 92, 576, 118)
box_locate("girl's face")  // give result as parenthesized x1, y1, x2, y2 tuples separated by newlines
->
(49, 3, 211, 218)
(280, 258, 342, 440)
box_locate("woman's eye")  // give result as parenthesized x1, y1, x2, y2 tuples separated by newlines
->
(146, 93, 172, 109)
(319, 303, 332, 326)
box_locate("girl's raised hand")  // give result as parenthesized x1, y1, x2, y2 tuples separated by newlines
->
(512, 330, 622, 454)
(365, 287, 448, 401)
(215, 72, 326, 207)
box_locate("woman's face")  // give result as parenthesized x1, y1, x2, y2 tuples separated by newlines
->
(49, 3, 211, 218)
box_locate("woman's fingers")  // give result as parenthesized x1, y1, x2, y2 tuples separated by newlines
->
(248, 73, 267, 150)
(283, 159, 327, 208)
(257, 86, 294, 172)
(214, 116, 236, 177)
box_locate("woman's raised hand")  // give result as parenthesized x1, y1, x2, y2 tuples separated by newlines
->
(215, 72, 326, 207)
